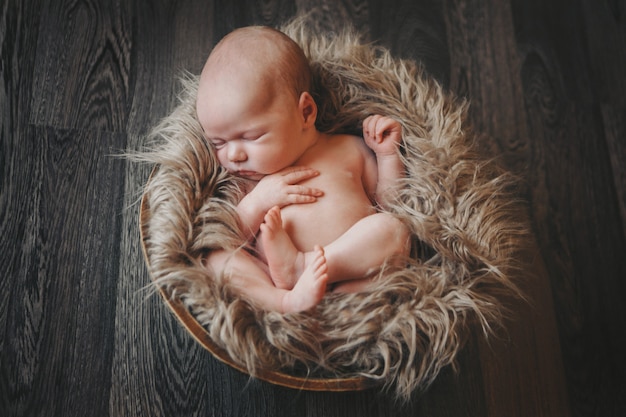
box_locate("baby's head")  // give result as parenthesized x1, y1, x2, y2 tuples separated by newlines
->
(213, 26, 311, 100)
(198, 26, 312, 114)
(196, 27, 318, 180)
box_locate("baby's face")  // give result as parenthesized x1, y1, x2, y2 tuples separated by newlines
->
(197, 72, 307, 181)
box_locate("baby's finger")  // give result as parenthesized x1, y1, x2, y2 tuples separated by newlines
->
(369, 115, 390, 143)
(280, 166, 320, 184)
(289, 185, 324, 197)
(286, 194, 319, 204)
(363, 115, 379, 140)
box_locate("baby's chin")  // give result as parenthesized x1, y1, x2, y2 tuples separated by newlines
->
(233, 170, 264, 181)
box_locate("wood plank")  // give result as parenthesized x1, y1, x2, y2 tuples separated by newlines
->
(125, 0, 216, 135)
(512, 0, 626, 414)
(294, 0, 371, 34)
(444, 0, 531, 171)
(414, 338, 488, 417)
(1, 126, 126, 417)
(1, 0, 47, 415)
(443, 0, 572, 415)
(580, 0, 626, 251)
(212, 0, 297, 40)
(29, 0, 133, 132)
(476, 249, 571, 417)
(521, 55, 626, 417)
(368, 0, 451, 85)
(0, 0, 44, 127)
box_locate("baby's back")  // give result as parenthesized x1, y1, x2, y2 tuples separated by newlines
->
(279, 133, 377, 251)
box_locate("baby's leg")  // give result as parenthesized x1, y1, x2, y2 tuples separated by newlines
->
(323, 213, 410, 291)
(204, 247, 327, 313)
(258, 206, 305, 290)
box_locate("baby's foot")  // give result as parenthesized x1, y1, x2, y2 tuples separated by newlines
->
(259, 206, 304, 290)
(282, 246, 328, 313)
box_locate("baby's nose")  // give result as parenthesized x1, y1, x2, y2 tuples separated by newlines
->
(228, 144, 246, 162)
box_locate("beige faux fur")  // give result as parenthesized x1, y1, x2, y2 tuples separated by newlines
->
(139, 16, 528, 400)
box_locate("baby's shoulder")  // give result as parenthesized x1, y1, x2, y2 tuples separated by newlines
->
(324, 133, 374, 166)
(327, 132, 368, 149)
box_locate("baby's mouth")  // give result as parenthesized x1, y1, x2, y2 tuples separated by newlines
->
(235, 170, 261, 179)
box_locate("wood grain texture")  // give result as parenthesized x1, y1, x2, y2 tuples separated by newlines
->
(295, 0, 371, 34)
(2, 0, 625, 416)
(1, 126, 126, 416)
(212, 0, 297, 41)
(368, 0, 451, 85)
(512, 0, 626, 415)
(443, 2, 571, 416)
(580, 0, 626, 248)
(444, 0, 530, 170)
(29, 0, 133, 132)
(125, 0, 216, 135)
(0, 0, 44, 382)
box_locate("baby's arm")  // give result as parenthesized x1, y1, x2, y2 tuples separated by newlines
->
(362, 115, 404, 207)
(237, 166, 323, 238)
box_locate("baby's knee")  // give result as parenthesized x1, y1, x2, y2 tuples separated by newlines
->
(376, 213, 410, 252)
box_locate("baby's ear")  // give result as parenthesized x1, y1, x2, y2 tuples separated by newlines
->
(299, 92, 317, 127)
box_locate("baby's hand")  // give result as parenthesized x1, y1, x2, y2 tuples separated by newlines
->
(362, 115, 402, 156)
(246, 166, 324, 213)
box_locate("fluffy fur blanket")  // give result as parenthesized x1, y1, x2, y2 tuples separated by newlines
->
(139, 16, 528, 400)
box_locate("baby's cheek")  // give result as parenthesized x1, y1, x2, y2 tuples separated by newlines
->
(259, 153, 282, 172)
(215, 151, 228, 166)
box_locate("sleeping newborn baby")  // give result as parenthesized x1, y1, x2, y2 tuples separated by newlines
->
(196, 25, 409, 313)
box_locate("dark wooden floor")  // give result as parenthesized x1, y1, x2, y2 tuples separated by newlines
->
(2, 0, 625, 416)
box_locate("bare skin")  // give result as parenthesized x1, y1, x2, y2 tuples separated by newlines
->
(197, 26, 409, 312)
(259, 206, 304, 289)
(253, 127, 409, 293)
(204, 245, 328, 313)
(259, 204, 409, 293)
(281, 245, 328, 312)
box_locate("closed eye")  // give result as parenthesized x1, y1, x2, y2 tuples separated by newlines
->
(209, 138, 226, 149)
(242, 132, 263, 141)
